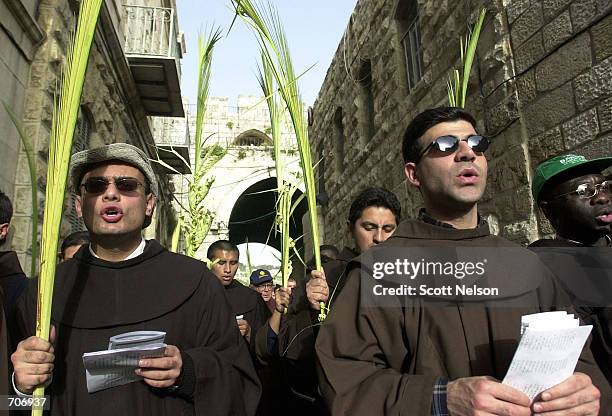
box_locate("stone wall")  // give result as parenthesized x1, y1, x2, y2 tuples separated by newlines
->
(0, 0, 44, 202)
(309, 0, 612, 248)
(7, 0, 177, 272)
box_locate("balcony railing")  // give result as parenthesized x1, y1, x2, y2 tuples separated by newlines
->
(124, 5, 177, 57)
(123, 4, 184, 117)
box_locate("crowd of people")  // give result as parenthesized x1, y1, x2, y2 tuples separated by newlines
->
(0, 106, 609, 415)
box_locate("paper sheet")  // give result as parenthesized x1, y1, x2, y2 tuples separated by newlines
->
(83, 331, 167, 393)
(503, 317, 592, 400)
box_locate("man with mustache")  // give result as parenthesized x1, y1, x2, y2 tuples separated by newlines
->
(529, 154, 612, 384)
(10, 143, 260, 415)
(316, 107, 610, 415)
(271, 187, 401, 415)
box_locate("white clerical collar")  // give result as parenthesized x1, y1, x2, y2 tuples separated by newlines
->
(88, 237, 146, 260)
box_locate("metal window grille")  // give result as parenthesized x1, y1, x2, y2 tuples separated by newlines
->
(401, 13, 424, 90)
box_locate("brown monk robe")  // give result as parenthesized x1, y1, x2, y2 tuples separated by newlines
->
(316, 220, 612, 415)
(13, 241, 260, 416)
(275, 247, 357, 415)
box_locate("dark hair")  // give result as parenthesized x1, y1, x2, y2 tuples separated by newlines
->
(207, 240, 239, 260)
(0, 189, 13, 224)
(402, 107, 478, 163)
(320, 244, 339, 256)
(60, 231, 90, 254)
(348, 187, 401, 227)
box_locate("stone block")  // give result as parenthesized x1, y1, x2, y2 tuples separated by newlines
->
(597, 0, 612, 12)
(535, 33, 591, 91)
(528, 127, 565, 167)
(592, 13, 612, 61)
(485, 94, 519, 134)
(597, 96, 612, 133)
(488, 119, 524, 160)
(13, 185, 32, 216)
(502, 219, 537, 245)
(572, 132, 612, 159)
(542, 10, 572, 52)
(507, 0, 532, 24)
(570, 0, 598, 32)
(574, 56, 612, 111)
(543, 0, 573, 19)
(488, 151, 530, 194)
(516, 69, 537, 103)
(562, 108, 599, 149)
(514, 32, 545, 74)
(10, 216, 30, 252)
(511, 3, 544, 47)
(523, 82, 575, 135)
(538, 213, 556, 236)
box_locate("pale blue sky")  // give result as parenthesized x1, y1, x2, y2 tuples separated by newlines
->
(176, 0, 358, 107)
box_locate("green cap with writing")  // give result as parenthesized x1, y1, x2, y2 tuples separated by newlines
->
(532, 154, 612, 202)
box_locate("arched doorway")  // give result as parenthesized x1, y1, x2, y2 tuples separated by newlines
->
(228, 177, 307, 258)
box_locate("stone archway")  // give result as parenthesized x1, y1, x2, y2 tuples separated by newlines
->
(228, 177, 307, 256)
(232, 129, 273, 146)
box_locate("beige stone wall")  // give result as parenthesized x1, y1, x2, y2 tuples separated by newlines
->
(309, 0, 612, 248)
(0, 0, 44, 202)
(7, 0, 177, 272)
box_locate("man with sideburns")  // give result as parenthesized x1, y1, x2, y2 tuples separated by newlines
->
(315, 107, 611, 416)
(11, 143, 260, 415)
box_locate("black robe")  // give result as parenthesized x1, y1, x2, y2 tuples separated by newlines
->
(224, 279, 270, 347)
(0, 251, 27, 352)
(529, 239, 612, 385)
(14, 240, 261, 415)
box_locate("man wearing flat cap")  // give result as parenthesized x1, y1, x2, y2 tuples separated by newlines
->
(10, 143, 261, 415)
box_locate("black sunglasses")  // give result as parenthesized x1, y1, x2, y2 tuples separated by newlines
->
(416, 135, 490, 163)
(80, 177, 144, 194)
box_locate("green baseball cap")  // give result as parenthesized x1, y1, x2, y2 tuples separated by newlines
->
(532, 154, 612, 201)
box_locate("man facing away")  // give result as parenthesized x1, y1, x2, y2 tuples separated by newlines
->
(273, 187, 401, 415)
(315, 107, 610, 415)
(529, 154, 612, 384)
(11, 143, 260, 415)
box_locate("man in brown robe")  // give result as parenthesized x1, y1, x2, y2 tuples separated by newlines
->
(316, 107, 611, 415)
(276, 187, 401, 415)
(10, 143, 260, 415)
(528, 154, 612, 384)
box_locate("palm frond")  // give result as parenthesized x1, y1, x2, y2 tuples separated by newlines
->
(33, 0, 103, 409)
(446, 8, 486, 108)
(2, 102, 38, 278)
(232, 0, 324, 317)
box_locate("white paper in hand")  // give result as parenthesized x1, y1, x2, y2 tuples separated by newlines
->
(503, 312, 592, 401)
(83, 331, 167, 393)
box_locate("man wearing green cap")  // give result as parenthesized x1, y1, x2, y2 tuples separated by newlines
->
(530, 154, 612, 247)
(529, 153, 612, 384)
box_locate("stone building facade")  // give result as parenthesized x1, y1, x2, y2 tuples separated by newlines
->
(1, 0, 186, 272)
(309, 0, 612, 248)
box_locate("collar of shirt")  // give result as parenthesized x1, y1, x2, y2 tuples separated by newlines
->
(417, 208, 487, 229)
(88, 237, 146, 260)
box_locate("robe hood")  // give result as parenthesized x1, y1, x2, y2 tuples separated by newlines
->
(50, 240, 203, 328)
